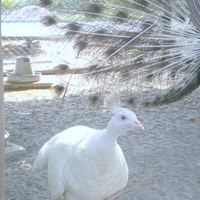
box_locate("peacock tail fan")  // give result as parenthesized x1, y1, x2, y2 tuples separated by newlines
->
(40, 0, 200, 106)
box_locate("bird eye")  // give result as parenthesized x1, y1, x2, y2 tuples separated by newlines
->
(121, 116, 126, 120)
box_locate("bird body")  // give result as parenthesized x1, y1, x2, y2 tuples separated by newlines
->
(32, 95, 144, 200)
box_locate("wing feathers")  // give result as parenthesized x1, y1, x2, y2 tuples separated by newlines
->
(31, 133, 62, 177)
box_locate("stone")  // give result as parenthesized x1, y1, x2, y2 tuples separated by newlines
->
(5, 142, 26, 161)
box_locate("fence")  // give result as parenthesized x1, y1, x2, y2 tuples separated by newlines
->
(2, 0, 196, 105)
(2, 1, 78, 72)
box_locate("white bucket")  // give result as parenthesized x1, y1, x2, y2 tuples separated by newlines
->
(5, 131, 9, 146)
(14, 56, 35, 76)
(7, 56, 41, 83)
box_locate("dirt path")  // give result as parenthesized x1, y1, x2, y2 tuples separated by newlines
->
(4, 87, 200, 200)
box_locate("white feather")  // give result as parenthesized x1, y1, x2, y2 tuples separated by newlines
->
(103, 92, 121, 114)
(32, 95, 144, 200)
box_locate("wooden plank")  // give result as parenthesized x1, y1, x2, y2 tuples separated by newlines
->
(36, 67, 87, 75)
(4, 75, 55, 90)
(3, 67, 88, 77)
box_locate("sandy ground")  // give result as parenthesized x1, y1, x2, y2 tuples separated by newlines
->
(4, 86, 200, 200)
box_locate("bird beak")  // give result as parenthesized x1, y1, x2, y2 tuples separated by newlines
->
(133, 119, 144, 130)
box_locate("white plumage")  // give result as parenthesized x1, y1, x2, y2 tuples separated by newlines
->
(31, 93, 144, 200)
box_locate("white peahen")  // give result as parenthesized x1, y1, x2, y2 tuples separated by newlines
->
(31, 93, 144, 200)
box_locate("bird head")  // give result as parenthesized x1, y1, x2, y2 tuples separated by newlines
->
(111, 107, 144, 133)
(104, 92, 144, 137)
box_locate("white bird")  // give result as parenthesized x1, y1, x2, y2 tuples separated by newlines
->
(31, 93, 144, 200)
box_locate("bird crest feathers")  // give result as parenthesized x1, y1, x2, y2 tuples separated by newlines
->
(103, 92, 121, 114)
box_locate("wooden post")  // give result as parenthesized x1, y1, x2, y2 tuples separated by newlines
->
(0, 0, 5, 198)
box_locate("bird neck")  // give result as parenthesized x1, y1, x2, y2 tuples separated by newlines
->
(106, 116, 124, 141)
(85, 117, 124, 154)
(93, 128, 118, 148)
(82, 128, 118, 161)
(87, 120, 122, 154)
